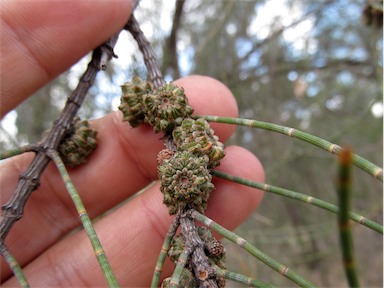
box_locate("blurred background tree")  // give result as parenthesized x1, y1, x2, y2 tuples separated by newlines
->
(1, 0, 382, 286)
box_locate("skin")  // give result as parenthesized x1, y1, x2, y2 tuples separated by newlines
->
(0, 1, 264, 287)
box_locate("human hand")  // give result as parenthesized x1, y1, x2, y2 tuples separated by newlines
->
(0, 1, 264, 287)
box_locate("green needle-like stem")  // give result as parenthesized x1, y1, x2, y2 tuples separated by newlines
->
(191, 210, 316, 287)
(215, 266, 274, 288)
(195, 115, 383, 181)
(338, 148, 360, 287)
(49, 150, 119, 287)
(151, 214, 180, 288)
(0, 144, 38, 160)
(211, 170, 383, 234)
(0, 244, 29, 288)
(169, 248, 190, 288)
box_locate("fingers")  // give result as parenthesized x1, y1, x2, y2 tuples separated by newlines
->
(0, 0, 133, 117)
(3, 146, 264, 287)
(0, 75, 239, 279)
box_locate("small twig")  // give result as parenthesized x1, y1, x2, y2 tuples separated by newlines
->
(99, 33, 119, 70)
(125, 15, 165, 89)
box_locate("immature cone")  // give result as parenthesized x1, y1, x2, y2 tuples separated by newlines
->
(198, 227, 226, 269)
(173, 118, 225, 168)
(206, 239, 225, 257)
(158, 151, 214, 214)
(58, 117, 97, 168)
(142, 82, 193, 132)
(118, 76, 153, 127)
(157, 149, 175, 166)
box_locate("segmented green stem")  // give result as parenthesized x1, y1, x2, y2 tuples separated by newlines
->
(0, 144, 39, 160)
(224, 271, 271, 288)
(49, 150, 119, 287)
(0, 245, 29, 288)
(215, 267, 274, 288)
(191, 210, 315, 287)
(169, 249, 190, 288)
(195, 115, 383, 181)
(211, 170, 383, 234)
(151, 215, 181, 288)
(338, 149, 360, 287)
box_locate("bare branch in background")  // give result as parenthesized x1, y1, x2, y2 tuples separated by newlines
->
(161, 0, 187, 79)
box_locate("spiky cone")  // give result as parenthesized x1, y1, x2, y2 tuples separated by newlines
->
(118, 76, 153, 127)
(58, 117, 97, 168)
(173, 118, 225, 168)
(142, 82, 194, 133)
(158, 151, 214, 215)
